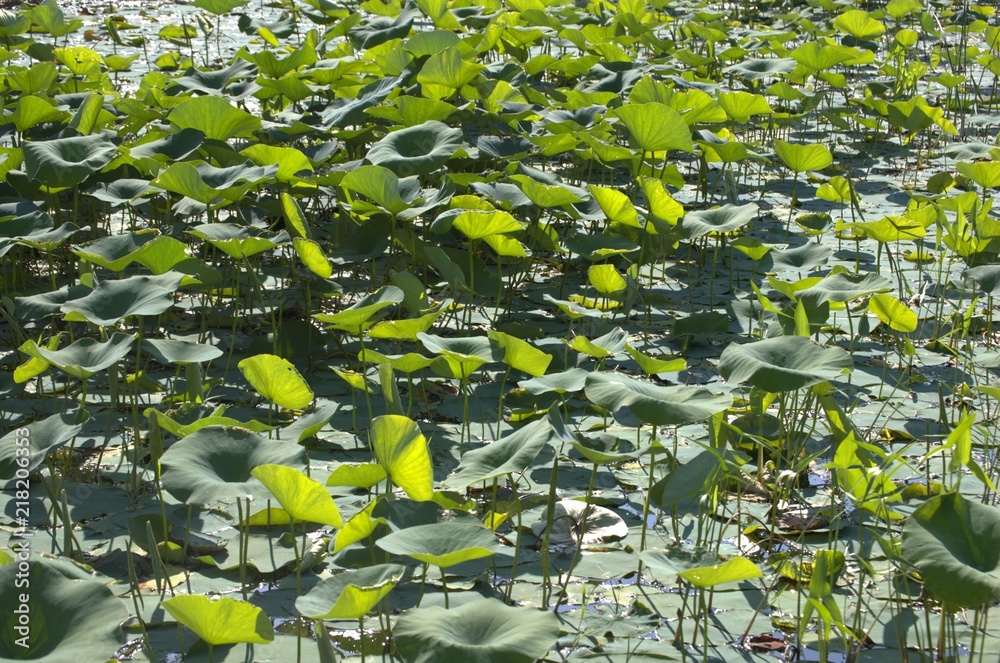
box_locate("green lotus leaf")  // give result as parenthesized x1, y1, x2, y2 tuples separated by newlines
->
(570, 327, 629, 360)
(187, 223, 289, 259)
(30, 0, 84, 38)
(349, 11, 414, 50)
(403, 29, 460, 57)
(451, 210, 524, 241)
(833, 9, 885, 41)
(652, 449, 730, 508)
(10, 94, 69, 132)
(14, 284, 90, 321)
(770, 243, 832, 272)
(723, 57, 797, 81)
(168, 95, 261, 141)
(443, 416, 554, 488)
(71, 231, 157, 272)
(901, 492, 1000, 608)
(587, 264, 628, 298)
(519, 367, 590, 395)
(241, 144, 313, 182)
(416, 46, 486, 95)
(153, 161, 274, 205)
(86, 179, 155, 207)
(23, 134, 117, 189)
(588, 184, 639, 227)
(331, 495, 390, 553)
(128, 128, 205, 161)
(4, 61, 55, 95)
(797, 272, 893, 305)
(886, 97, 954, 137)
(340, 165, 412, 216)
(957, 161, 1000, 190)
(487, 330, 551, 377)
(296, 564, 406, 619)
(585, 372, 731, 426)
(624, 344, 686, 376)
(680, 203, 758, 239)
(148, 407, 274, 438)
(160, 426, 306, 504)
(790, 40, 864, 72)
(394, 598, 559, 663)
(18, 332, 135, 379)
(0, 560, 127, 660)
(60, 275, 175, 326)
(0, 412, 83, 479)
(314, 285, 404, 334)
(613, 102, 693, 154)
(815, 176, 857, 204)
(276, 399, 339, 445)
(719, 336, 853, 392)
(965, 265, 1000, 296)
(420, 332, 499, 378)
(370, 415, 433, 501)
(569, 431, 648, 464)
(773, 140, 833, 173)
(716, 91, 773, 124)
(531, 499, 628, 547)
(677, 556, 763, 588)
(376, 520, 500, 568)
(162, 595, 273, 646)
(358, 349, 436, 374)
(239, 41, 315, 78)
(848, 216, 925, 243)
(368, 306, 444, 342)
(321, 76, 400, 129)
(0, 211, 79, 253)
(237, 12, 295, 38)
(696, 132, 751, 164)
(868, 293, 917, 332)
(292, 237, 333, 278)
(251, 464, 343, 528)
(239, 353, 314, 410)
(367, 120, 463, 176)
(141, 338, 223, 365)
(326, 462, 388, 490)
(508, 174, 583, 208)
(417, 332, 497, 361)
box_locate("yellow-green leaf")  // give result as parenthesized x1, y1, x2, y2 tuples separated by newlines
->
(251, 464, 343, 527)
(238, 354, 314, 410)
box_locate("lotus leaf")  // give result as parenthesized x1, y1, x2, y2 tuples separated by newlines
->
(719, 336, 852, 392)
(394, 598, 559, 663)
(0, 560, 127, 660)
(160, 426, 306, 504)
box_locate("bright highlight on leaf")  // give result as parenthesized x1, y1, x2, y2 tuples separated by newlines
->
(162, 595, 274, 646)
(251, 464, 343, 527)
(239, 353, 314, 410)
(370, 415, 434, 501)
